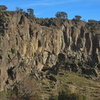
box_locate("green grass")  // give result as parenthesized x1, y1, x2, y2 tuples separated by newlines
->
(0, 91, 8, 100)
(51, 72, 100, 100)
(11, 48, 16, 54)
(0, 72, 100, 100)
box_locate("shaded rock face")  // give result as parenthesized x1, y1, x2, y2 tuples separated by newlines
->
(0, 12, 100, 91)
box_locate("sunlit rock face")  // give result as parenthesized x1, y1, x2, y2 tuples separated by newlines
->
(0, 12, 100, 91)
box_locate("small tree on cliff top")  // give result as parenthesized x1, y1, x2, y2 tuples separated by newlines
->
(27, 8, 34, 17)
(0, 5, 7, 11)
(16, 7, 23, 12)
(74, 15, 82, 20)
(55, 11, 68, 19)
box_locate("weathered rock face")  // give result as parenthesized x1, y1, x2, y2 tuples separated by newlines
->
(0, 12, 100, 91)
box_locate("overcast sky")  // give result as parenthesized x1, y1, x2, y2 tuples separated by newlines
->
(0, 0, 100, 21)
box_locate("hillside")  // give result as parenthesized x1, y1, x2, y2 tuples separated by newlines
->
(0, 11, 100, 100)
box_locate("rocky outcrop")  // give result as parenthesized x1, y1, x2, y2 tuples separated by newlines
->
(0, 11, 100, 91)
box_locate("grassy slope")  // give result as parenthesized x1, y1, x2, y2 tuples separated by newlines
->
(56, 72, 100, 99)
(41, 71, 100, 100)
(0, 71, 100, 100)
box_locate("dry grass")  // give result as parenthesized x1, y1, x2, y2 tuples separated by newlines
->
(0, 72, 100, 100)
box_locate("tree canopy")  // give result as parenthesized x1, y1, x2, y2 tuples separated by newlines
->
(0, 5, 7, 11)
(27, 8, 34, 17)
(55, 11, 68, 19)
(74, 15, 82, 20)
(16, 7, 23, 12)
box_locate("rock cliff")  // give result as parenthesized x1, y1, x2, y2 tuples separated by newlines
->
(0, 11, 100, 92)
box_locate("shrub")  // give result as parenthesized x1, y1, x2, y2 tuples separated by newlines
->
(11, 48, 16, 54)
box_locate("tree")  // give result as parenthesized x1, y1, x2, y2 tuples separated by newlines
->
(74, 15, 82, 20)
(16, 7, 23, 12)
(27, 8, 34, 17)
(55, 11, 68, 19)
(0, 5, 7, 11)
